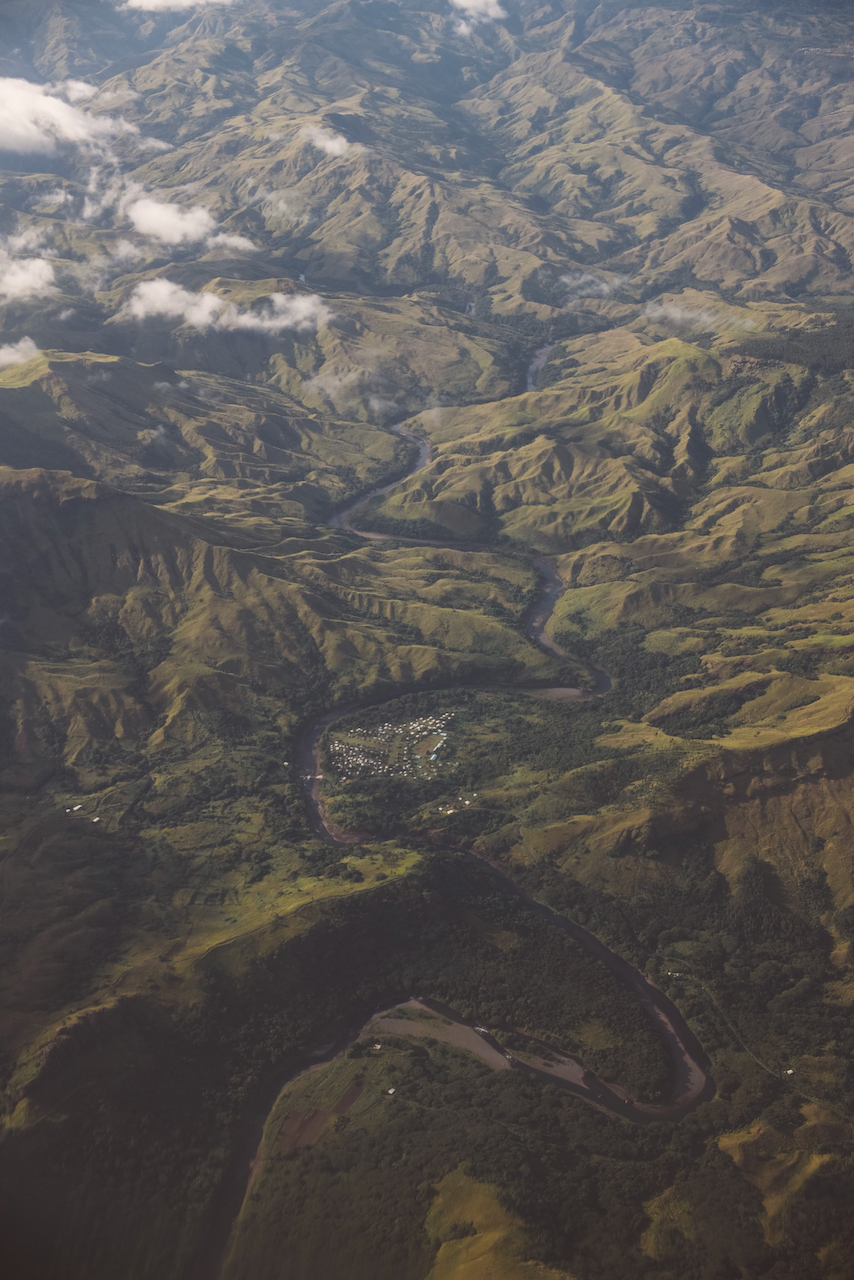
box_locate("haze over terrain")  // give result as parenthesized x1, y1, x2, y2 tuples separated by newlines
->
(3, 0, 854, 1277)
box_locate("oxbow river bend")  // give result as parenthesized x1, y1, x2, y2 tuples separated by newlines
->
(190, 360, 714, 1280)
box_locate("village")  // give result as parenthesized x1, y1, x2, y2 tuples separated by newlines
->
(327, 712, 454, 783)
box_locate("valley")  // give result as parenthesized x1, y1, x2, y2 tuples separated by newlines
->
(2, 1, 854, 1278)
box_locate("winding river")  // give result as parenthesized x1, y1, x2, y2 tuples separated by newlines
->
(190, 359, 713, 1280)
(300, 412, 711, 1122)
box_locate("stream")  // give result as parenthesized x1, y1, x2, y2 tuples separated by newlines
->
(190, 352, 713, 1280)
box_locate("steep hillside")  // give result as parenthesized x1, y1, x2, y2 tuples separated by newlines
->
(3, 3, 854, 1280)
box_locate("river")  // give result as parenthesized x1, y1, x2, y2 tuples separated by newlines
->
(188, 348, 713, 1280)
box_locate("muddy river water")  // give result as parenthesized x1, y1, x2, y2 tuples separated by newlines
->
(300, 413, 710, 1119)
(190, 362, 713, 1280)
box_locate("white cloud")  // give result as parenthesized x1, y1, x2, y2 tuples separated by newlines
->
(369, 395, 397, 416)
(60, 80, 98, 103)
(136, 135, 173, 153)
(118, 196, 256, 253)
(0, 337, 40, 367)
(299, 126, 353, 157)
(56, 80, 145, 115)
(643, 301, 757, 332)
(83, 169, 144, 221)
(126, 197, 217, 245)
(95, 87, 141, 105)
(80, 166, 123, 219)
(306, 367, 364, 402)
(450, 0, 506, 34)
(122, 280, 222, 326)
(643, 303, 722, 329)
(196, 385, 223, 403)
(0, 249, 55, 302)
(152, 379, 189, 393)
(121, 0, 236, 9)
(0, 77, 137, 155)
(112, 238, 140, 262)
(7, 226, 47, 254)
(259, 190, 312, 226)
(224, 294, 330, 332)
(207, 231, 258, 253)
(264, 193, 293, 214)
(561, 272, 626, 301)
(305, 361, 394, 412)
(121, 280, 330, 332)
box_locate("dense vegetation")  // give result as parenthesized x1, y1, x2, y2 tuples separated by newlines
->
(4, 0, 854, 1277)
(1, 859, 671, 1279)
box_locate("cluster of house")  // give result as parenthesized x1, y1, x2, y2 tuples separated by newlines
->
(64, 804, 101, 823)
(801, 45, 854, 56)
(329, 713, 454, 782)
(328, 739, 387, 779)
(434, 793, 477, 816)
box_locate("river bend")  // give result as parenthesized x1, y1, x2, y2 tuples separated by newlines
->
(191, 356, 715, 1280)
(297, 404, 711, 1124)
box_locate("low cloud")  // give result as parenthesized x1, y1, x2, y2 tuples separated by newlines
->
(644, 302, 725, 330)
(121, 279, 331, 332)
(72, 175, 256, 257)
(644, 302, 759, 332)
(60, 80, 98, 103)
(0, 337, 40, 367)
(259, 190, 312, 225)
(42, 188, 72, 207)
(0, 77, 137, 156)
(207, 231, 258, 253)
(123, 280, 222, 327)
(95, 87, 141, 106)
(299, 126, 353, 157)
(126, 197, 217, 245)
(226, 295, 331, 331)
(120, 0, 236, 9)
(0, 238, 56, 303)
(561, 272, 626, 301)
(136, 135, 173, 154)
(7, 226, 47, 254)
(119, 195, 257, 253)
(306, 362, 396, 415)
(0, 255, 55, 302)
(368, 395, 397, 417)
(307, 368, 363, 402)
(450, 0, 506, 35)
(82, 166, 126, 220)
(112, 238, 140, 262)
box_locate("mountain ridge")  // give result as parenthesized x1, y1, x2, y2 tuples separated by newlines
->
(3, 2, 854, 1278)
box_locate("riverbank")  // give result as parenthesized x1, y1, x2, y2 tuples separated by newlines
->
(195, 350, 713, 1280)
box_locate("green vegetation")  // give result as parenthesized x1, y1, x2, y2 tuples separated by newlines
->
(2, 860, 671, 1280)
(321, 687, 673, 845)
(5, 0, 854, 1277)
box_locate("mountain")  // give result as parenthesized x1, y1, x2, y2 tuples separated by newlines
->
(2, 2, 854, 1279)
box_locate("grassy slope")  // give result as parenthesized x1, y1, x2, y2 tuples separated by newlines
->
(4, 1, 854, 1278)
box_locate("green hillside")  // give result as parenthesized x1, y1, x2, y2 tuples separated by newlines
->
(3, 2, 854, 1278)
